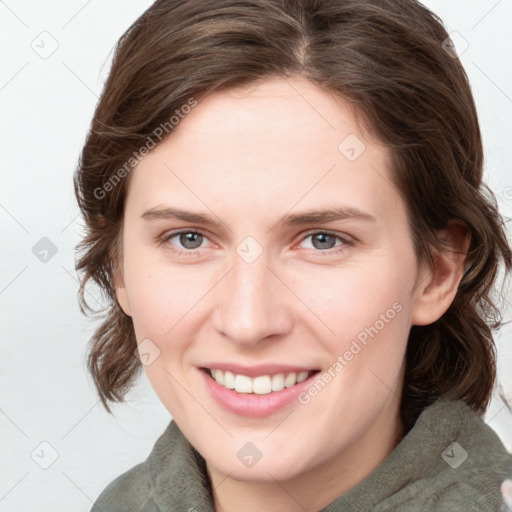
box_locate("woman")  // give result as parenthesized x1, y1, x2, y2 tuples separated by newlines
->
(74, 0, 512, 510)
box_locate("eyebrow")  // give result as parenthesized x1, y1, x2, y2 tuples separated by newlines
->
(141, 205, 376, 229)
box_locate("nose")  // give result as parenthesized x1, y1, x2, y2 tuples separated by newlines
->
(213, 251, 293, 346)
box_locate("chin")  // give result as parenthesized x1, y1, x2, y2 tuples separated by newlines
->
(207, 443, 314, 483)
(219, 461, 303, 483)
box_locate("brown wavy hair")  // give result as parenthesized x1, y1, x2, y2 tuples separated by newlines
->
(74, 0, 511, 432)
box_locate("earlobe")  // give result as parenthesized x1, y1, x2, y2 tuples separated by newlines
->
(411, 223, 471, 326)
(113, 269, 132, 317)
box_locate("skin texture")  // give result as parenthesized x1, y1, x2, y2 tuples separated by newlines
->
(115, 77, 469, 512)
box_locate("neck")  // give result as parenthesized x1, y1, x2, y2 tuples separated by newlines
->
(207, 394, 404, 512)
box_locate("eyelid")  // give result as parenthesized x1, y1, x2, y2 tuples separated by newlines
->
(299, 228, 354, 242)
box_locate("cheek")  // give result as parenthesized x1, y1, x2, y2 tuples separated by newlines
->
(122, 237, 208, 340)
(296, 254, 415, 370)
(122, 261, 205, 414)
(126, 273, 195, 343)
(309, 260, 411, 325)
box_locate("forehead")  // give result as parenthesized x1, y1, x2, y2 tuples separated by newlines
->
(125, 77, 402, 226)
(169, 77, 367, 159)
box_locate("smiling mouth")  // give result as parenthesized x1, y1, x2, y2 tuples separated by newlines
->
(201, 367, 321, 395)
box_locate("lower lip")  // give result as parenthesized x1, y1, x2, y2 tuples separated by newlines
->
(200, 369, 319, 417)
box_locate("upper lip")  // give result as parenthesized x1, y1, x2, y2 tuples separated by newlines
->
(201, 363, 319, 378)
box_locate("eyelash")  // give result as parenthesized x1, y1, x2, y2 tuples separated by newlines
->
(159, 229, 354, 258)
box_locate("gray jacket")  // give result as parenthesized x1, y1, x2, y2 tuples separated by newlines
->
(90, 398, 512, 511)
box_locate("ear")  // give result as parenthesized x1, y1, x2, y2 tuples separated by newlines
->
(113, 266, 132, 317)
(411, 222, 471, 326)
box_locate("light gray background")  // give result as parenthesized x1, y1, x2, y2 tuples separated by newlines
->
(1, 1, 511, 510)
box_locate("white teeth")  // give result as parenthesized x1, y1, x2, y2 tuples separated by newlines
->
(234, 374, 252, 393)
(271, 373, 285, 392)
(284, 372, 297, 388)
(253, 375, 272, 394)
(297, 371, 309, 383)
(213, 369, 224, 385)
(209, 369, 313, 394)
(224, 371, 235, 389)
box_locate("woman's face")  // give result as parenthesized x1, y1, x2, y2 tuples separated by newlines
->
(116, 77, 429, 483)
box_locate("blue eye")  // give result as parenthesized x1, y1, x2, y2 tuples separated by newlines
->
(301, 232, 345, 251)
(162, 230, 208, 254)
(172, 232, 204, 249)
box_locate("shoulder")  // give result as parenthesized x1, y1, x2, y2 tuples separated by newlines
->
(88, 420, 183, 512)
(408, 399, 511, 511)
(89, 419, 213, 511)
(89, 461, 157, 512)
